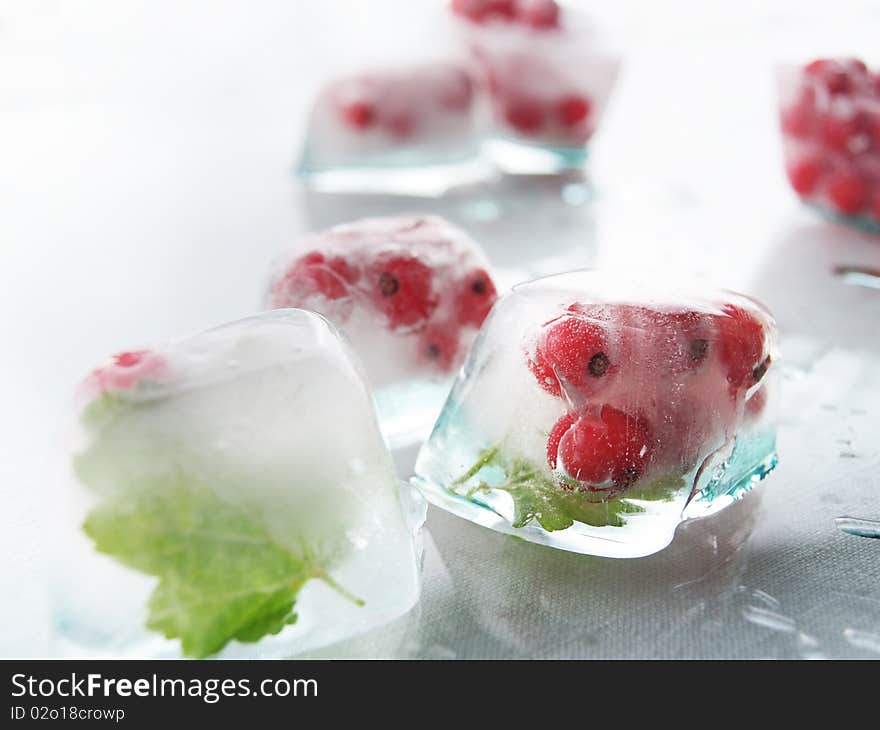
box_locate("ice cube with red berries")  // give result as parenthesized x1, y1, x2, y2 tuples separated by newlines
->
(266, 215, 499, 446)
(778, 57, 880, 231)
(450, 0, 619, 165)
(413, 271, 778, 558)
(298, 62, 480, 175)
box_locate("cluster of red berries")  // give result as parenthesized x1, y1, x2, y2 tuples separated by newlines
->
(780, 58, 880, 224)
(454, 0, 601, 147)
(336, 65, 474, 141)
(270, 241, 497, 374)
(526, 302, 770, 497)
(451, 0, 561, 30)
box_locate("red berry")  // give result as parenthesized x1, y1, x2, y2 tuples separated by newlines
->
(527, 309, 612, 398)
(341, 101, 375, 130)
(368, 254, 437, 329)
(451, 0, 515, 23)
(455, 268, 497, 327)
(515, 0, 560, 29)
(804, 58, 851, 95)
(418, 322, 461, 372)
(820, 113, 866, 153)
(557, 95, 591, 128)
(546, 411, 578, 470)
(436, 71, 473, 111)
(780, 87, 816, 139)
(87, 349, 167, 395)
(786, 156, 823, 195)
(384, 112, 416, 140)
(504, 97, 545, 135)
(827, 171, 867, 215)
(114, 350, 148, 368)
(716, 305, 767, 390)
(552, 406, 652, 491)
(272, 252, 351, 306)
(652, 310, 713, 375)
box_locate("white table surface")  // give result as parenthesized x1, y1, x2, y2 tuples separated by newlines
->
(2, 0, 879, 658)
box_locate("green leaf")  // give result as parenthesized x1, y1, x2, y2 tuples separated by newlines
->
(79, 392, 129, 432)
(452, 447, 684, 532)
(83, 476, 361, 658)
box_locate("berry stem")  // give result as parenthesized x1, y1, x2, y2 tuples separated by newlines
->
(451, 445, 499, 487)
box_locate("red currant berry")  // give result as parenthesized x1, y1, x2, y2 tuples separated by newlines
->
(114, 350, 148, 368)
(273, 252, 350, 306)
(827, 171, 867, 215)
(515, 0, 560, 29)
(786, 155, 823, 196)
(384, 112, 416, 140)
(546, 411, 578, 470)
(552, 406, 652, 491)
(716, 305, 767, 390)
(556, 94, 591, 128)
(527, 309, 612, 398)
(455, 268, 498, 327)
(368, 254, 437, 329)
(504, 97, 545, 135)
(418, 322, 461, 372)
(805, 58, 851, 95)
(340, 101, 375, 130)
(820, 113, 866, 153)
(451, 0, 515, 23)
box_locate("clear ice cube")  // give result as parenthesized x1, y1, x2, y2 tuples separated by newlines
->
(414, 271, 778, 558)
(265, 215, 499, 446)
(452, 1, 620, 166)
(54, 309, 425, 658)
(298, 62, 481, 176)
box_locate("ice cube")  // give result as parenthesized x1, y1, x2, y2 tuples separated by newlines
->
(777, 58, 880, 232)
(452, 0, 620, 166)
(265, 215, 499, 447)
(54, 309, 425, 658)
(413, 271, 778, 558)
(298, 62, 481, 176)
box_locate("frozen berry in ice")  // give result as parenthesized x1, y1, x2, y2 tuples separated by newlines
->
(804, 58, 852, 95)
(418, 322, 461, 372)
(272, 252, 351, 306)
(786, 155, 823, 196)
(515, 0, 560, 29)
(504, 97, 545, 135)
(368, 254, 437, 329)
(86, 349, 168, 395)
(780, 88, 817, 139)
(820, 113, 867, 153)
(546, 411, 578, 470)
(551, 406, 653, 492)
(341, 101, 375, 130)
(716, 305, 767, 390)
(451, 0, 516, 23)
(827, 171, 867, 215)
(557, 95, 591, 128)
(527, 308, 613, 399)
(455, 268, 498, 327)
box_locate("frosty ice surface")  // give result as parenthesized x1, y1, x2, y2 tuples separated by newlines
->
(55, 310, 425, 658)
(266, 215, 498, 446)
(451, 0, 619, 165)
(298, 62, 480, 175)
(414, 272, 778, 558)
(778, 57, 880, 232)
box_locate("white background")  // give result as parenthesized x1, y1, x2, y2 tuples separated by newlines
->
(2, 0, 880, 657)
